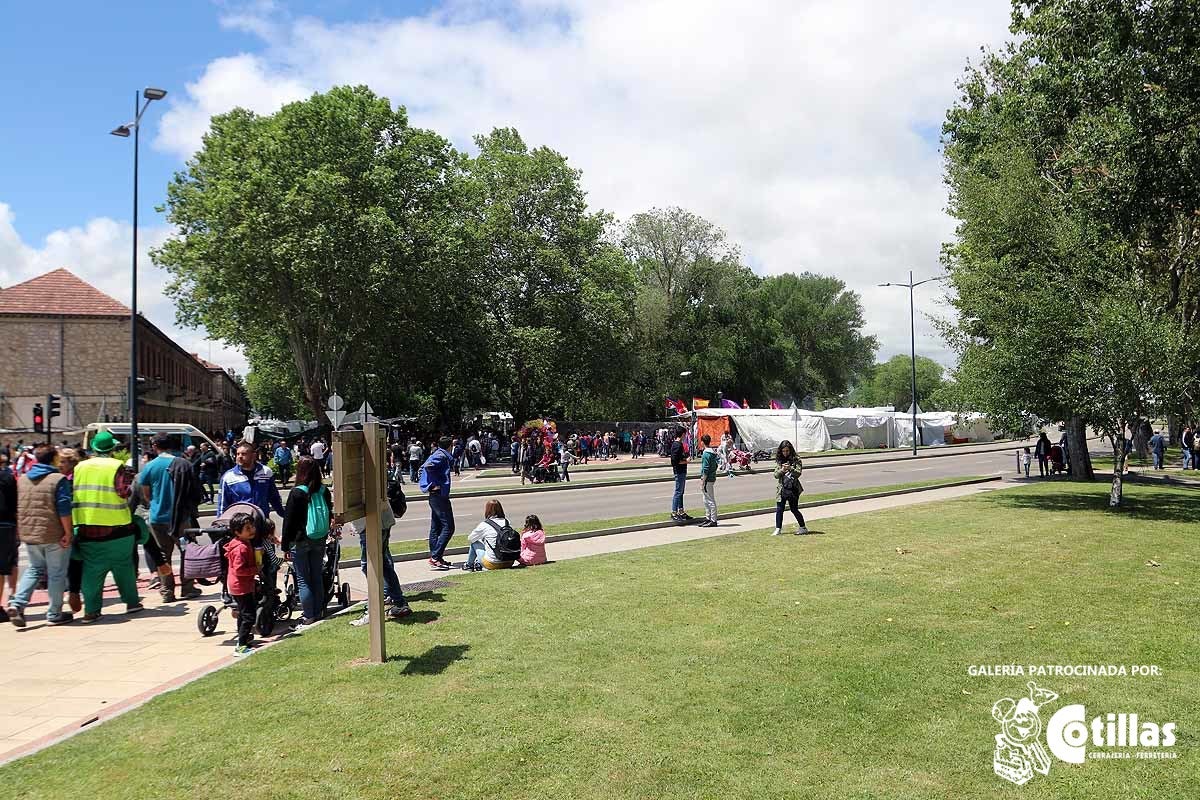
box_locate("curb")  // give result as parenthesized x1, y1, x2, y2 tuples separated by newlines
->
(474, 439, 1024, 479)
(405, 441, 1021, 502)
(340, 475, 1003, 567)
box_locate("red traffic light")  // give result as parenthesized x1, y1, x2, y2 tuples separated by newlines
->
(32, 403, 44, 433)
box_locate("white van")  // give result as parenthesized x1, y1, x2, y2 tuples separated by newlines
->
(83, 423, 219, 456)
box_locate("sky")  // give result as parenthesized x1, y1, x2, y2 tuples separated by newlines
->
(0, 0, 1015, 381)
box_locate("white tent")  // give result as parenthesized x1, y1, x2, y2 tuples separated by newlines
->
(820, 407, 895, 448)
(895, 411, 957, 447)
(951, 412, 997, 443)
(694, 407, 832, 453)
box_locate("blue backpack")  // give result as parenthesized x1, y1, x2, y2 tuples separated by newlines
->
(295, 485, 331, 539)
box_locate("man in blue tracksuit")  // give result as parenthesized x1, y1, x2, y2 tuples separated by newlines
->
(419, 436, 455, 571)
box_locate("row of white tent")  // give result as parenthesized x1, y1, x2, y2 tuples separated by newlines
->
(681, 406, 998, 453)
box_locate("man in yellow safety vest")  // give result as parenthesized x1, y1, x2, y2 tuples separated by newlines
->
(72, 430, 143, 622)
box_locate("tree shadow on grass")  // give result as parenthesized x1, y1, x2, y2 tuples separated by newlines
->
(977, 483, 1200, 525)
(389, 643, 471, 675)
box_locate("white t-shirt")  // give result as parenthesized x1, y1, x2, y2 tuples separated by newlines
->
(310, 441, 326, 460)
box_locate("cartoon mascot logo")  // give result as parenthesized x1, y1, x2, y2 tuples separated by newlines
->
(991, 681, 1059, 785)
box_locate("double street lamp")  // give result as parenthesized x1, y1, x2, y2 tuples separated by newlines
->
(111, 87, 167, 468)
(878, 271, 945, 456)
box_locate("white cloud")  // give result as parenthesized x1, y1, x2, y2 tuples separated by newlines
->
(0, 202, 248, 375)
(153, 0, 1012, 368)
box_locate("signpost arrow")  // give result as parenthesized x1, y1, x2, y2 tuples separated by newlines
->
(326, 409, 346, 427)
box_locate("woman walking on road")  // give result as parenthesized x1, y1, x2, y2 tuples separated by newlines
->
(773, 440, 808, 536)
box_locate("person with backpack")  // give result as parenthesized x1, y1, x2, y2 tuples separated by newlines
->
(669, 427, 691, 521)
(282, 456, 336, 626)
(345, 498, 412, 626)
(698, 434, 719, 527)
(461, 499, 520, 571)
(773, 440, 808, 535)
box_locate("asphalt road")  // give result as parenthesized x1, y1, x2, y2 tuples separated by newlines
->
(385, 444, 1021, 541)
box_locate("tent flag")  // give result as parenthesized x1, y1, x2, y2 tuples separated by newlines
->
(664, 396, 687, 415)
(769, 399, 783, 410)
(742, 398, 750, 409)
(720, 398, 741, 409)
(693, 397, 711, 410)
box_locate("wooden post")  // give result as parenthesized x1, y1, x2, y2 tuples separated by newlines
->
(362, 421, 387, 663)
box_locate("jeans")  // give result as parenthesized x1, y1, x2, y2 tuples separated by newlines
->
(11, 542, 70, 618)
(233, 592, 256, 646)
(290, 538, 325, 621)
(776, 496, 806, 529)
(1184, 449, 1193, 470)
(561, 462, 570, 482)
(701, 480, 718, 523)
(464, 540, 486, 569)
(358, 528, 406, 606)
(1153, 451, 1163, 469)
(428, 492, 455, 561)
(672, 472, 687, 513)
(409, 463, 420, 483)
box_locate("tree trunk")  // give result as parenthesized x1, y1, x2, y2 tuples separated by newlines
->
(1167, 414, 1180, 447)
(1109, 438, 1126, 507)
(1065, 415, 1093, 480)
(1132, 418, 1152, 461)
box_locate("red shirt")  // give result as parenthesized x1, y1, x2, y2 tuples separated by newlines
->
(224, 538, 258, 596)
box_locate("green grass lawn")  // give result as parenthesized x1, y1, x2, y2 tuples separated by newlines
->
(339, 475, 990, 561)
(5, 480, 1195, 798)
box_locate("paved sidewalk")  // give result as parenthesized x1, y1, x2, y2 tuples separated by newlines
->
(0, 479, 1012, 764)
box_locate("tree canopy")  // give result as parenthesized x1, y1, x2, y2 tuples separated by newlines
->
(156, 88, 878, 431)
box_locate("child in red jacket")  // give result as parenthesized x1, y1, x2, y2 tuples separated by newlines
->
(224, 512, 260, 657)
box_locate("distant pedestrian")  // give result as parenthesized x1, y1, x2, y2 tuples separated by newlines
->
(1149, 430, 1166, 470)
(408, 438, 424, 483)
(1182, 426, 1194, 470)
(669, 427, 691, 521)
(699, 434, 719, 527)
(1021, 447, 1032, 478)
(773, 440, 808, 536)
(1034, 432, 1052, 477)
(420, 436, 456, 571)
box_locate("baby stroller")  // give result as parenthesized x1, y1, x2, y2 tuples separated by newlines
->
(726, 448, 754, 473)
(1048, 444, 1066, 475)
(189, 502, 290, 638)
(281, 527, 351, 617)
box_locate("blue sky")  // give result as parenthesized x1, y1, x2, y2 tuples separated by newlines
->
(0, 1, 1012, 374)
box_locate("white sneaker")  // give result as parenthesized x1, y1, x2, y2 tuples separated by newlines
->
(772, 528, 782, 536)
(350, 612, 370, 627)
(797, 526, 809, 535)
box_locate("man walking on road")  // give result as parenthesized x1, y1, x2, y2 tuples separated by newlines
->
(420, 436, 455, 571)
(669, 427, 691, 521)
(699, 434, 719, 527)
(141, 433, 206, 601)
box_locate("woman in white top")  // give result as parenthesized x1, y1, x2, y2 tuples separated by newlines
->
(462, 499, 514, 571)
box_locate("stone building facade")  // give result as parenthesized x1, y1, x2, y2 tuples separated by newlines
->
(0, 268, 247, 439)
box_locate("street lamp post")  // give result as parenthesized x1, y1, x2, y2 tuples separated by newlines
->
(879, 271, 944, 457)
(680, 371, 695, 449)
(111, 87, 167, 468)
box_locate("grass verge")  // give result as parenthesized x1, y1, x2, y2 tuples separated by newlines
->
(343, 475, 987, 560)
(3, 480, 1195, 798)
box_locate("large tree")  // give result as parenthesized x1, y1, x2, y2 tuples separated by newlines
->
(850, 355, 945, 412)
(154, 86, 465, 422)
(941, 0, 1200, 504)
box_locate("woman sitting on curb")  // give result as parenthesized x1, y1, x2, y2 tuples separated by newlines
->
(462, 499, 518, 571)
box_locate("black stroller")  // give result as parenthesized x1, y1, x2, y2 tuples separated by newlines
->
(281, 526, 351, 617)
(188, 502, 291, 638)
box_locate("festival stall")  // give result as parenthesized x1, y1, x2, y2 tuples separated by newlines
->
(687, 408, 832, 453)
(820, 407, 896, 449)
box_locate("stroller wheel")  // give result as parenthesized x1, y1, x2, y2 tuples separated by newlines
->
(274, 592, 294, 621)
(338, 582, 351, 608)
(197, 605, 219, 637)
(256, 605, 275, 637)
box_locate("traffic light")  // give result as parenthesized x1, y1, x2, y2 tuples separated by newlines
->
(32, 404, 44, 433)
(47, 394, 61, 420)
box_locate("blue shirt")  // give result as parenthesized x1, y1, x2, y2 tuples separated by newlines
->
(418, 447, 453, 496)
(139, 453, 177, 526)
(217, 463, 285, 517)
(274, 446, 293, 464)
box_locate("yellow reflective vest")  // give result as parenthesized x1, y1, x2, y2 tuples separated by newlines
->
(73, 457, 133, 527)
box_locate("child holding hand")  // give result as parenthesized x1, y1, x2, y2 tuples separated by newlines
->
(519, 514, 547, 566)
(225, 512, 260, 657)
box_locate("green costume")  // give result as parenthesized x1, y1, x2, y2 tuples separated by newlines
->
(73, 431, 141, 616)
